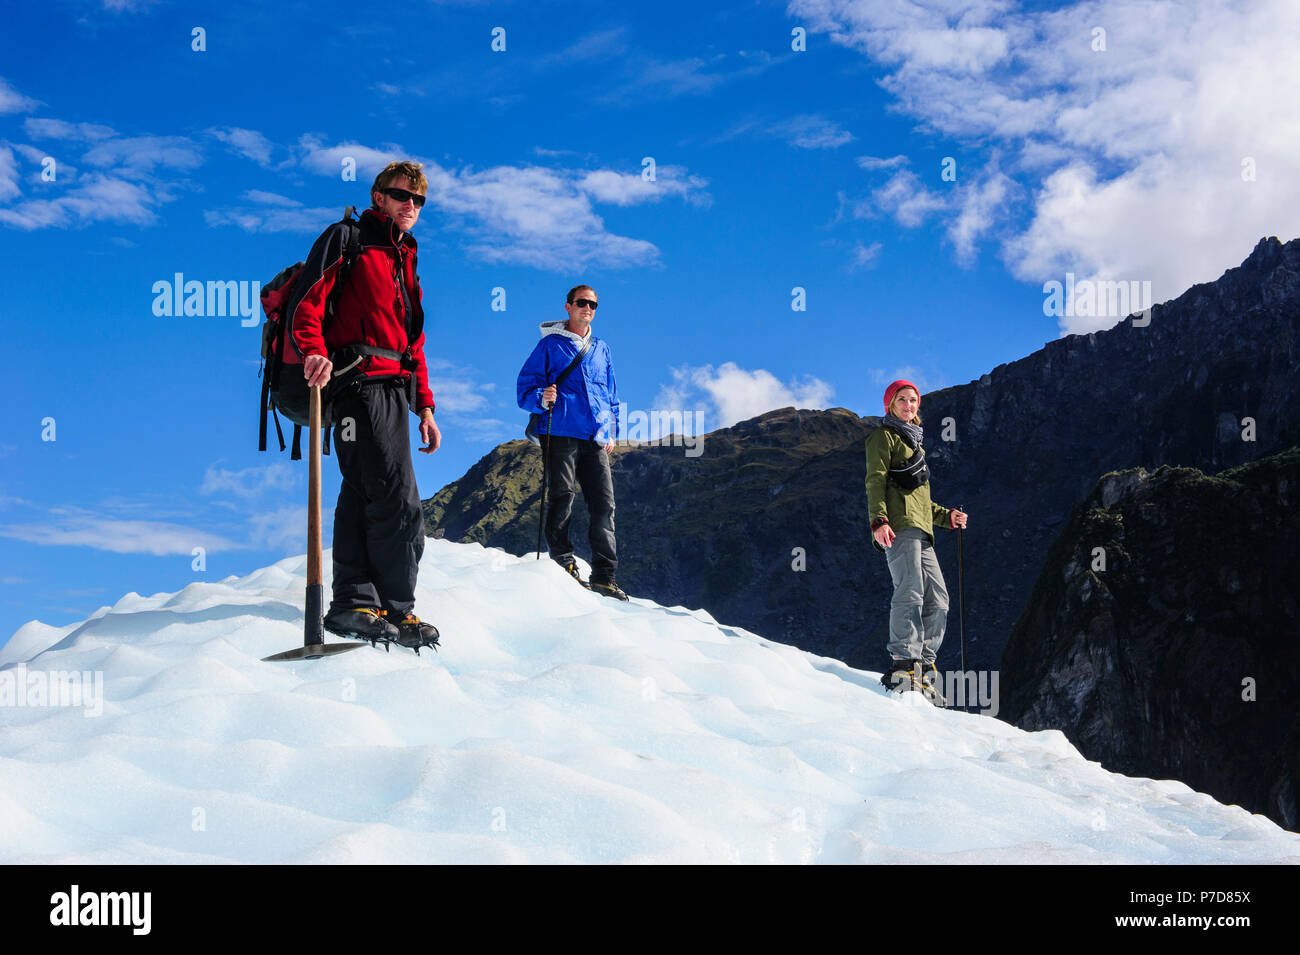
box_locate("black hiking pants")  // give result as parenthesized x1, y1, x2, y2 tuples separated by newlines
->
(329, 378, 424, 616)
(545, 435, 617, 583)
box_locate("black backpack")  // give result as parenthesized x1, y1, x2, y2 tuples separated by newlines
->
(258, 209, 362, 459)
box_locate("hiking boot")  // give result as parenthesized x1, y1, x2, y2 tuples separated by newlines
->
(392, 613, 440, 651)
(881, 658, 922, 694)
(559, 559, 589, 589)
(324, 607, 399, 642)
(589, 578, 629, 601)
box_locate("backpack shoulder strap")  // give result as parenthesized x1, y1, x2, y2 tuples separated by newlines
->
(550, 333, 593, 389)
(325, 209, 363, 315)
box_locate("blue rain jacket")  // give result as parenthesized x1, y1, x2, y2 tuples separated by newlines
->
(517, 321, 620, 442)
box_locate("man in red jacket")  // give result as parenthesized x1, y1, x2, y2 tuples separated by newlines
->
(289, 160, 441, 649)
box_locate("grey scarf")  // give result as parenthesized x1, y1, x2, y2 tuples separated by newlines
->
(883, 414, 924, 449)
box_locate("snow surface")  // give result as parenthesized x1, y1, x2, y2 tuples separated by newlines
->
(1, 539, 1296, 864)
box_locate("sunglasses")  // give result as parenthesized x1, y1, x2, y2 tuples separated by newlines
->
(381, 187, 426, 208)
(570, 298, 598, 310)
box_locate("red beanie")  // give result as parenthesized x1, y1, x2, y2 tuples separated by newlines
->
(883, 379, 920, 414)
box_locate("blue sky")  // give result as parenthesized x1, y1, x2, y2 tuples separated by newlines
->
(1, 0, 1294, 642)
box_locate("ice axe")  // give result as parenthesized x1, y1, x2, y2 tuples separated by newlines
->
(264, 383, 364, 662)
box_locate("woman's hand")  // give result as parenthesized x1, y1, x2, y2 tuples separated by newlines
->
(950, 509, 968, 529)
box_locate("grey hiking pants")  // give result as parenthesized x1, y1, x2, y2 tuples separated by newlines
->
(884, 527, 949, 664)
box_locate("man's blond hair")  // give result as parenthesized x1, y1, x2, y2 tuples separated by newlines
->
(370, 161, 428, 209)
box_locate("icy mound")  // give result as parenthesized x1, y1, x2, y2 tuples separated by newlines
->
(1, 539, 1296, 864)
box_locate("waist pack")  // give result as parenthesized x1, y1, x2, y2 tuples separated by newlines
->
(525, 333, 593, 446)
(880, 421, 930, 490)
(257, 209, 417, 459)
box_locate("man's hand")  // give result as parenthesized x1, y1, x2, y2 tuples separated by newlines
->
(873, 523, 896, 548)
(419, 410, 440, 454)
(303, 354, 332, 388)
(542, 384, 557, 408)
(950, 509, 968, 529)
(602, 441, 614, 455)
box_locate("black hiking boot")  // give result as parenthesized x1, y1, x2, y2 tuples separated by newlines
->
(589, 578, 629, 601)
(324, 607, 400, 643)
(391, 612, 440, 653)
(881, 658, 922, 694)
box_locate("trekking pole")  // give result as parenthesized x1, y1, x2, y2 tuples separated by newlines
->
(264, 383, 363, 661)
(536, 403, 552, 559)
(958, 503, 967, 711)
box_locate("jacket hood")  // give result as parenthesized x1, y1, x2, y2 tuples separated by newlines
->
(539, 319, 593, 343)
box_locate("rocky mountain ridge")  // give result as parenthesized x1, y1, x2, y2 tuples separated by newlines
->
(425, 237, 1300, 675)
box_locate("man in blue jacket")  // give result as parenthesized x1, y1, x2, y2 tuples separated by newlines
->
(516, 285, 627, 600)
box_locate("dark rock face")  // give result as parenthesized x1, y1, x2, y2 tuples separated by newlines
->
(425, 236, 1300, 677)
(1000, 449, 1300, 831)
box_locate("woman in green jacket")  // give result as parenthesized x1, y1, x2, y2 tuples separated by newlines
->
(865, 380, 968, 703)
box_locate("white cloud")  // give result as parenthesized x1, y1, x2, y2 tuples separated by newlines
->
(102, 0, 165, 11)
(206, 187, 333, 232)
(10, 142, 75, 181)
(251, 138, 710, 268)
(793, 0, 1300, 332)
(204, 205, 344, 233)
(948, 170, 1012, 266)
(210, 127, 274, 165)
(711, 114, 853, 151)
(0, 516, 240, 555)
(654, 362, 835, 430)
(200, 463, 299, 498)
(0, 77, 39, 114)
(857, 154, 908, 170)
(0, 173, 159, 229)
(615, 56, 727, 99)
(452, 418, 513, 442)
(242, 189, 301, 207)
(297, 134, 402, 179)
(82, 135, 203, 175)
(599, 50, 782, 103)
(539, 27, 629, 66)
(0, 147, 19, 202)
(872, 168, 949, 227)
(769, 115, 854, 149)
(851, 240, 882, 269)
(578, 166, 711, 207)
(1, 121, 197, 229)
(247, 506, 308, 552)
(847, 160, 1011, 267)
(23, 118, 116, 141)
(431, 163, 660, 270)
(426, 375, 494, 414)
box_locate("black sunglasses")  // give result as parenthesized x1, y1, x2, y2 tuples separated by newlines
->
(381, 187, 426, 208)
(570, 298, 598, 310)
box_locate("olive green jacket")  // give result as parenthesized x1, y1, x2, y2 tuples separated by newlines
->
(865, 423, 952, 547)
